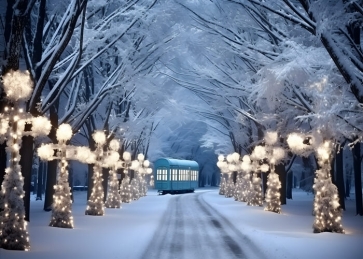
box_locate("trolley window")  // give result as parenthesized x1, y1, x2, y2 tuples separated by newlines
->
(157, 168, 168, 181)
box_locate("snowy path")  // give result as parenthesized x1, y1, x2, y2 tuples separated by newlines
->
(141, 192, 266, 259)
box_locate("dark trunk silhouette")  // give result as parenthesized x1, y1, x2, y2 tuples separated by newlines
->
(353, 143, 363, 215)
(335, 147, 345, 210)
(286, 170, 293, 199)
(276, 163, 286, 205)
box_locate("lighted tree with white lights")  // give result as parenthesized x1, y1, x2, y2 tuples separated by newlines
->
(234, 172, 243, 202)
(240, 155, 253, 202)
(0, 70, 51, 250)
(104, 139, 122, 208)
(130, 154, 152, 197)
(37, 123, 88, 228)
(219, 176, 226, 195)
(130, 178, 140, 201)
(287, 132, 344, 233)
(248, 146, 270, 206)
(217, 154, 236, 198)
(262, 131, 286, 214)
(120, 152, 132, 203)
(38, 125, 96, 223)
(85, 131, 107, 216)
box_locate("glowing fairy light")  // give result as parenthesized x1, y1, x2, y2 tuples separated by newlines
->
(37, 123, 83, 228)
(0, 70, 51, 251)
(104, 139, 122, 209)
(130, 153, 153, 198)
(287, 131, 344, 233)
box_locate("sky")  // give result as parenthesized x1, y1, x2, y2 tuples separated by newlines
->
(0, 188, 361, 259)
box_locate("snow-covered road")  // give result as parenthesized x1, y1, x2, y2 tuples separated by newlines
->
(141, 192, 266, 259)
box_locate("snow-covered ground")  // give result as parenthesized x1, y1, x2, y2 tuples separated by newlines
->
(0, 188, 362, 259)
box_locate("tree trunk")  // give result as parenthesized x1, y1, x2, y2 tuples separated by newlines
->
(87, 164, 94, 200)
(86, 132, 96, 200)
(286, 170, 293, 199)
(36, 161, 44, 200)
(19, 133, 34, 221)
(262, 171, 268, 198)
(2, 0, 29, 74)
(345, 168, 352, 198)
(330, 152, 336, 185)
(68, 166, 74, 202)
(43, 102, 59, 211)
(276, 163, 286, 205)
(102, 168, 109, 202)
(353, 143, 363, 215)
(0, 0, 29, 199)
(335, 147, 345, 210)
(44, 160, 57, 211)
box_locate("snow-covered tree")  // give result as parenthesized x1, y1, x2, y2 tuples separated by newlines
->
(0, 70, 51, 250)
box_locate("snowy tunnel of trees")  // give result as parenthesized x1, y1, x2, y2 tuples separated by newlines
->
(0, 0, 362, 251)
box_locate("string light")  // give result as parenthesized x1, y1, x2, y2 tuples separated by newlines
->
(0, 70, 51, 251)
(260, 131, 285, 214)
(104, 139, 122, 208)
(85, 131, 107, 216)
(120, 152, 132, 203)
(287, 132, 344, 233)
(37, 124, 79, 228)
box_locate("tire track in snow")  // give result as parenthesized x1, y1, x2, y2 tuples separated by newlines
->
(140, 191, 266, 259)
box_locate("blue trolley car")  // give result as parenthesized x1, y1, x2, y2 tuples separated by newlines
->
(154, 158, 199, 195)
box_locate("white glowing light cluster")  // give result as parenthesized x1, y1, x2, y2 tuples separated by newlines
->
(286, 132, 312, 157)
(37, 123, 78, 228)
(0, 70, 51, 251)
(287, 132, 344, 233)
(2, 70, 32, 101)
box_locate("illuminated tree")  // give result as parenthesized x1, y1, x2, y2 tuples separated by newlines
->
(240, 155, 253, 202)
(262, 131, 286, 214)
(85, 131, 107, 216)
(248, 146, 269, 206)
(38, 124, 95, 228)
(130, 154, 152, 197)
(234, 172, 243, 201)
(37, 124, 93, 228)
(104, 140, 122, 209)
(219, 176, 226, 195)
(0, 70, 51, 250)
(120, 152, 132, 203)
(217, 154, 234, 197)
(287, 132, 344, 233)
